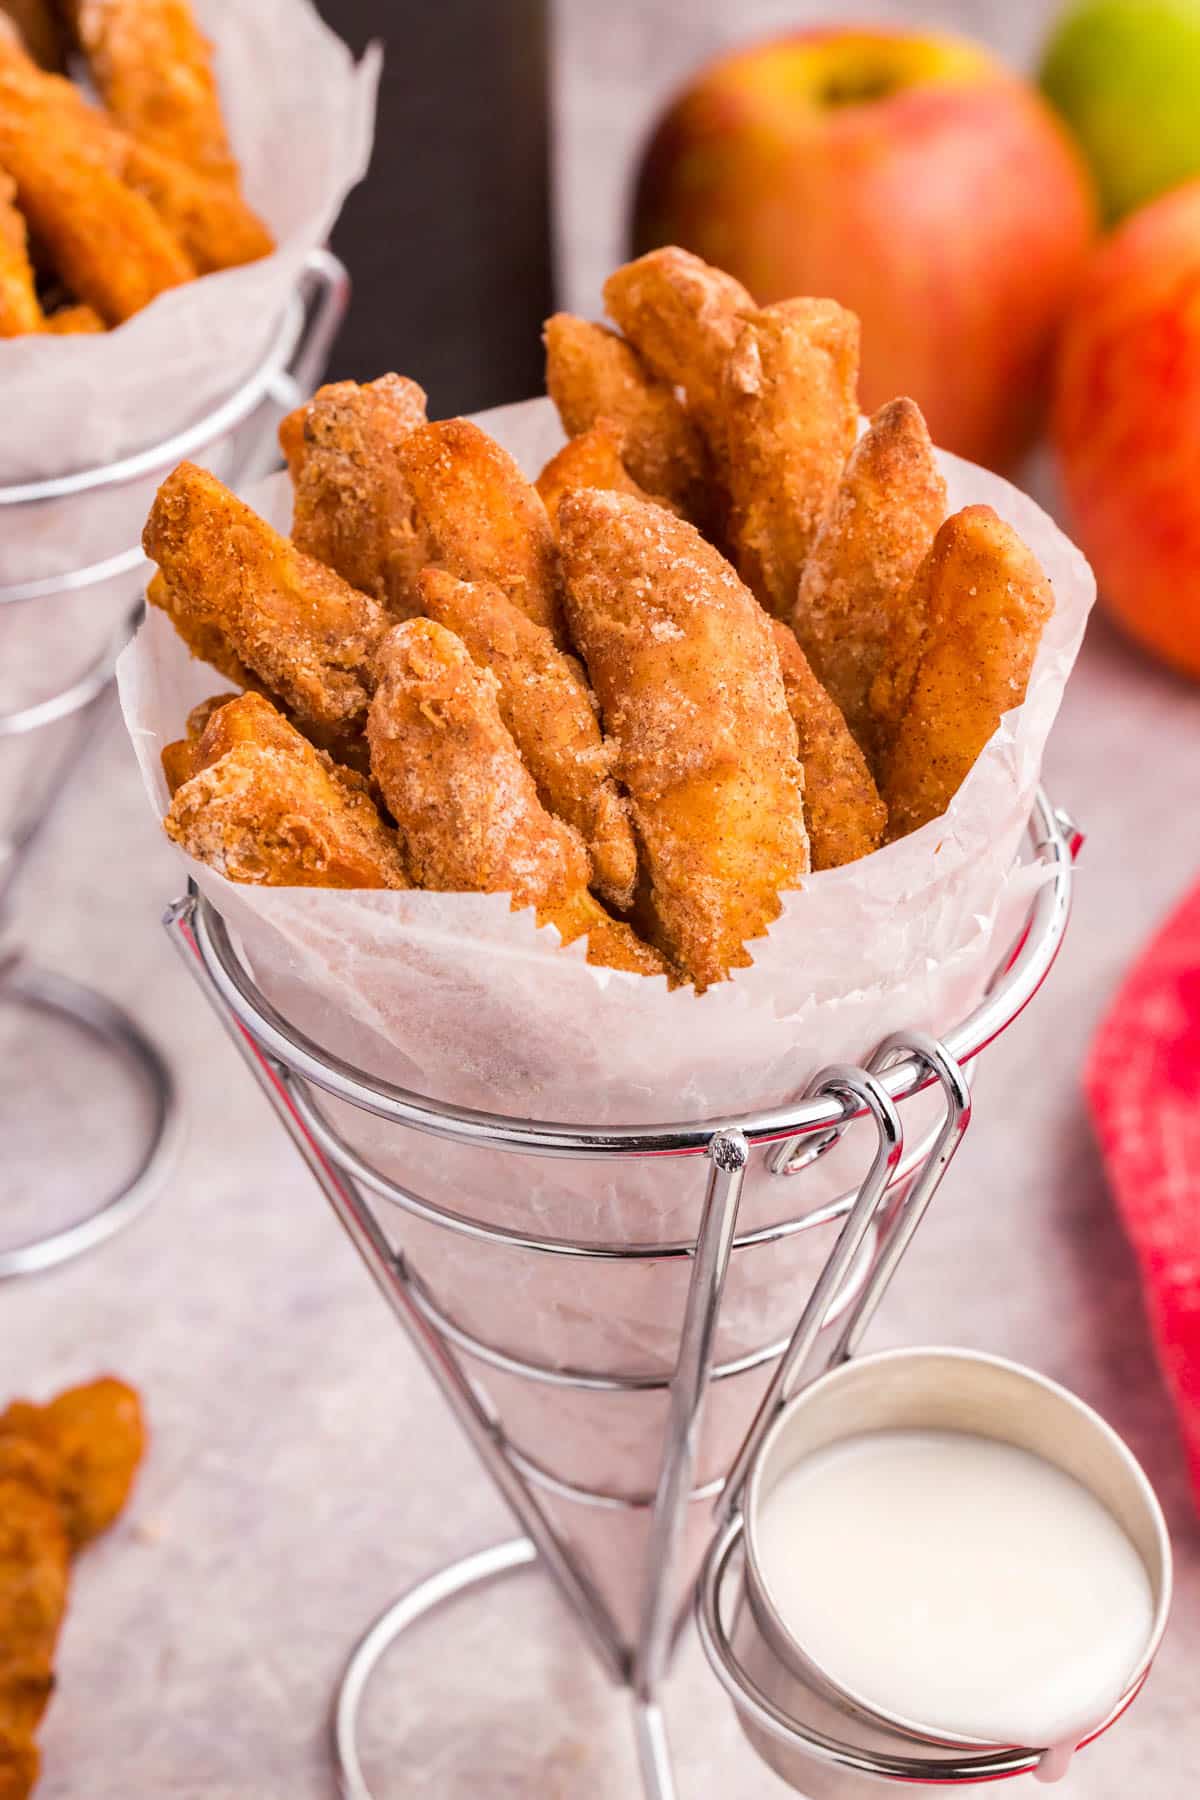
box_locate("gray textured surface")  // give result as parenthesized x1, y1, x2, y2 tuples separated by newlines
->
(4, 1, 1200, 1795)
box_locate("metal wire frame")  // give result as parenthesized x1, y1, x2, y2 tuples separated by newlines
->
(163, 791, 1078, 1799)
(0, 253, 348, 1276)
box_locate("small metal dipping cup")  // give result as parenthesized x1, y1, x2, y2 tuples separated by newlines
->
(703, 1347, 1172, 1796)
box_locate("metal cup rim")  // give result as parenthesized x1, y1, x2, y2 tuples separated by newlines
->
(742, 1345, 1174, 1755)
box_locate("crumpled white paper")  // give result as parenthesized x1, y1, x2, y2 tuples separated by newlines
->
(117, 396, 1094, 1640)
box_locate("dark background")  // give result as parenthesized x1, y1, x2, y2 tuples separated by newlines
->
(311, 0, 554, 415)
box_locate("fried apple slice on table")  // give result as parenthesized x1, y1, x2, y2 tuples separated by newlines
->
(417, 566, 638, 910)
(144, 463, 390, 735)
(367, 619, 667, 978)
(394, 419, 566, 642)
(769, 620, 886, 871)
(0, 1435, 68, 1798)
(0, 167, 39, 333)
(880, 505, 1055, 839)
(543, 312, 708, 519)
(165, 692, 408, 888)
(793, 398, 946, 758)
(280, 375, 429, 616)
(0, 1378, 146, 1552)
(602, 246, 753, 432)
(557, 489, 808, 991)
(720, 297, 860, 618)
(66, 0, 238, 184)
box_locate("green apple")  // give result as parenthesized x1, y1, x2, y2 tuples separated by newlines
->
(1041, 0, 1200, 222)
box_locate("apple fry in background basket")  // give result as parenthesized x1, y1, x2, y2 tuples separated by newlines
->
(0, 0, 271, 336)
(65, 0, 237, 184)
(0, 168, 37, 334)
(542, 312, 709, 520)
(0, 1377, 145, 1799)
(880, 505, 1057, 840)
(794, 397, 947, 758)
(142, 247, 1058, 993)
(367, 620, 665, 978)
(558, 488, 809, 990)
(281, 375, 429, 617)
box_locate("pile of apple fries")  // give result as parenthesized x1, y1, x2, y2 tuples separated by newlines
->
(145, 246, 1055, 994)
(0, 0, 272, 337)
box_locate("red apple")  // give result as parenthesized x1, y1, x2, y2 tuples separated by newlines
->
(632, 26, 1096, 470)
(1053, 178, 1200, 680)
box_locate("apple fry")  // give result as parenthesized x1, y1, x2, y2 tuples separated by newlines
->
(281, 375, 429, 617)
(794, 398, 946, 757)
(144, 463, 390, 734)
(0, 1436, 67, 1800)
(0, 1379, 146, 1552)
(558, 488, 808, 991)
(769, 620, 886, 870)
(881, 505, 1055, 838)
(368, 620, 667, 978)
(43, 302, 103, 333)
(67, 0, 238, 184)
(0, 167, 38, 334)
(535, 419, 665, 524)
(0, 103, 195, 322)
(396, 419, 565, 641)
(543, 312, 708, 518)
(720, 297, 860, 618)
(602, 245, 753, 429)
(418, 566, 638, 909)
(166, 692, 409, 888)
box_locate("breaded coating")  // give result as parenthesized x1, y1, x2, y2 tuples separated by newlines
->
(0, 53, 270, 274)
(881, 505, 1055, 839)
(535, 419, 661, 524)
(543, 313, 708, 518)
(68, 0, 237, 184)
(602, 246, 753, 429)
(769, 621, 886, 871)
(0, 1436, 67, 1797)
(558, 489, 808, 991)
(43, 302, 103, 333)
(0, 1379, 145, 1552)
(282, 375, 429, 616)
(396, 419, 565, 641)
(166, 692, 408, 888)
(0, 168, 38, 334)
(0, 99, 195, 322)
(794, 398, 946, 758)
(720, 298, 860, 618)
(146, 569, 260, 691)
(143, 463, 389, 733)
(368, 620, 666, 978)
(418, 567, 638, 909)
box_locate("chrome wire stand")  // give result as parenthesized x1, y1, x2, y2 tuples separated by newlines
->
(0, 252, 348, 1277)
(166, 793, 1078, 1798)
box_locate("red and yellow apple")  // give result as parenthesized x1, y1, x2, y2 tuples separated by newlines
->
(1053, 177, 1200, 680)
(632, 26, 1096, 471)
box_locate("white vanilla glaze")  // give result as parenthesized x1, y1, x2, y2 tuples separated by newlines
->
(754, 1429, 1155, 1781)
